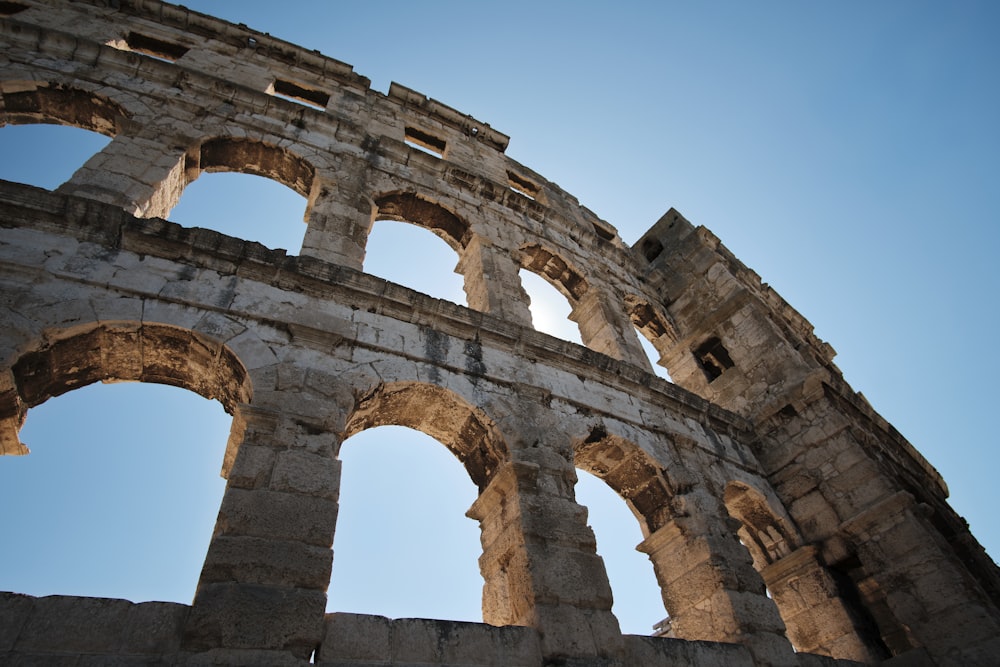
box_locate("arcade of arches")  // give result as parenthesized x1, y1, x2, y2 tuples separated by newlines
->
(2, 2, 999, 666)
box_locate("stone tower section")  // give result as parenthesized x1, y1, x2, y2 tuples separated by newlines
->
(0, 1, 997, 666)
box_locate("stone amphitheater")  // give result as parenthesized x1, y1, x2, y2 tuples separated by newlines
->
(1, 1, 998, 665)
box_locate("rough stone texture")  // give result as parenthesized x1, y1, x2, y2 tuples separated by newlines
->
(1, 1, 999, 665)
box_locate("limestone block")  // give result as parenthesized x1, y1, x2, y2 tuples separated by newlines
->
(529, 546, 615, 609)
(200, 535, 333, 589)
(225, 443, 276, 490)
(190, 306, 247, 344)
(173, 647, 304, 666)
(492, 624, 544, 666)
(14, 595, 133, 654)
(624, 634, 756, 667)
(271, 449, 341, 500)
(0, 593, 33, 651)
(737, 631, 799, 667)
(118, 601, 189, 655)
(224, 327, 282, 370)
(317, 612, 390, 663)
(184, 582, 325, 658)
(215, 487, 339, 547)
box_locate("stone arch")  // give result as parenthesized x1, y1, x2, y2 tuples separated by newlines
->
(722, 481, 797, 569)
(365, 191, 475, 306)
(626, 295, 678, 349)
(191, 136, 317, 199)
(518, 243, 588, 302)
(372, 191, 471, 251)
(722, 480, 885, 660)
(626, 294, 679, 379)
(573, 428, 677, 633)
(0, 81, 130, 136)
(0, 322, 252, 456)
(517, 244, 646, 364)
(574, 429, 675, 537)
(344, 381, 507, 491)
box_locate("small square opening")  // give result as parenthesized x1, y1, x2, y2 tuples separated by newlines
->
(507, 170, 539, 200)
(641, 238, 663, 262)
(694, 337, 734, 382)
(404, 126, 446, 158)
(125, 32, 189, 62)
(270, 79, 330, 110)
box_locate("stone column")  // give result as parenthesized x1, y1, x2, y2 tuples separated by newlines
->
(57, 131, 187, 219)
(762, 545, 881, 662)
(302, 180, 370, 270)
(185, 403, 342, 660)
(0, 371, 27, 456)
(456, 236, 533, 327)
(466, 450, 622, 660)
(637, 488, 797, 667)
(571, 289, 651, 370)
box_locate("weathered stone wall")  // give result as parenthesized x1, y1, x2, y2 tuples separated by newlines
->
(0, 1, 997, 665)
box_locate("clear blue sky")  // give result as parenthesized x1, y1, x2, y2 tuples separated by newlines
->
(1, 1, 997, 637)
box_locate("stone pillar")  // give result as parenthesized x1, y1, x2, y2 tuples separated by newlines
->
(302, 180, 370, 270)
(841, 492, 1000, 662)
(467, 453, 622, 661)
(57, 131, 187, 219)
(571, 289, 651, 370)
(0, 371, 27, 456)
(185, 404, 341, 660)
(637, 489, 797, 667)
(762, 545, 881, 662)
(456, 236, 533, 326)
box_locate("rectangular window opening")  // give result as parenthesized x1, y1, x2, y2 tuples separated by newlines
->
(404, 126, 446, 158)
(694, 336, 734, 382)
(124, 32, 189, 62)
(507, 170, 539, 200)
(270, 79, 330, 111)
(641, 238, 664, 262)
(592, 222, 615, 242)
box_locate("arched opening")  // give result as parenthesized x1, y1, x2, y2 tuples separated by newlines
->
(518, 268, 582, 344)
(0, 82, 124, 190)
(344, 382, 505, 492)
(0, 323, 251, 604)
(0, 125, 111, 190)
(364, 221, 467, 305)
(168, 137, 317, 253)
(635, 329, 672, 381)
(574, 468, 667, 635)
(723, 482, 795, 570)
(627, 295, 677, 382)
(0, 82, 127, 136)
(574, 431, 675, 635)
(722, 481, 888, 661)
(1, 382, 230, 603)
(517, 243, 633, 361)
(328, 424, 481, 621)
(170, 171, 309, 253)
(335, 381, 509, 624)
(365, 192, 469, 306)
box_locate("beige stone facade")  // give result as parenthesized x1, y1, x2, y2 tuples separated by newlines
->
(1, 1, 998, 665)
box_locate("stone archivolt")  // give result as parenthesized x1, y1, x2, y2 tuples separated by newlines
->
(1, 2, 998, 666)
